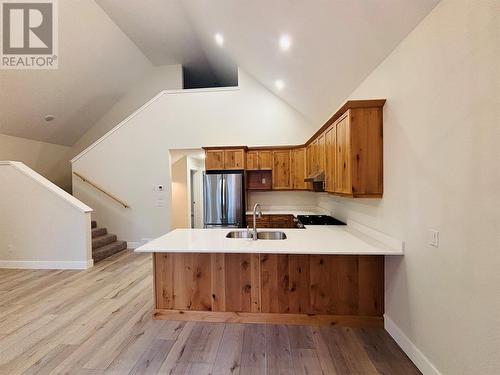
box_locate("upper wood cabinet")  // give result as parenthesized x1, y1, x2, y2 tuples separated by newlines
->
(291, 148, 307, 190)
(246, 150, 272, 170)
(225, 149, 245, 169)
(317, 133, 326, 173)
(334, 108, 383, 197)
(204, 99, 385, 197)
(272, 150, 292, 189)
(205, 148, 246, 170)
(324, 125, 336, 193)
(205, 150, 225, 170)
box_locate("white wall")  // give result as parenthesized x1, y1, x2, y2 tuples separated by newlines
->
(247, 191, 318, 212)
(170, 154, 205, 229)
(72, 69, 315, 244)
(0, 162, 92, 269)
(69, 64, 183, 157)
(171, 156, 189, 229)
(317, 1, 500, 374)
(0, 134, 72, 191)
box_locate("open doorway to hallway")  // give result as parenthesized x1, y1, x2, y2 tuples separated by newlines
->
(170, 149, 205, 229)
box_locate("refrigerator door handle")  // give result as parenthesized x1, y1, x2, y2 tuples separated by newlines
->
(221, 175, 226, 222)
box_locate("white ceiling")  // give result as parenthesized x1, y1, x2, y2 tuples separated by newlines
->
(97, 0, 440, 123)
(0, 0, 440, 146)
(0, 0, 152, 145)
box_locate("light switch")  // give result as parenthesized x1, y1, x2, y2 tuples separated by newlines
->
(429, 229, 439, 247)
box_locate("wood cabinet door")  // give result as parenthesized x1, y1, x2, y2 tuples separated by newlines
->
(310, 139, 318, 174)
(246, 151, 259, 170)
(335, 114, 352, 194)
(272, 150, 292, 189)
(325, 126, 336, 192)
(205, 150, 225, 170)
(258, 151, 273, 170)
(317, 133, 326, 173)
(291, 148, 307, 190)
(224, 149, 245, 170)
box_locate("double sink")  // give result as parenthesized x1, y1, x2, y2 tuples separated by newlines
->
(226, 231, 287, 240)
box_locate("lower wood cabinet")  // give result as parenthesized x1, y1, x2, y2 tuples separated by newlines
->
(154, 252, 384, 321)
(245, 214, 296, 228)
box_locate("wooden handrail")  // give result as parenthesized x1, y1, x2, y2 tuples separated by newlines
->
(73, 172, 130, 208)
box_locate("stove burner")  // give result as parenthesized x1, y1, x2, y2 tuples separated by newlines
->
(296, 215, 346, 226)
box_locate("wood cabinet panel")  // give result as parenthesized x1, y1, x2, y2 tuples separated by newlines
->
(272, 150, 292, 189)
(246, 151, 259, 170)
(317, 133, 326, 173)
(335, 113, 352, 194)
(291, 148, 307, 190)
(225, 149, 245, 170)
(325, 125, 336, 192)
(258, 151, 273, 170)
(350, 108, 383, 196)
(246, 150, 273, 171)
(246, 215, 270, 228)
(205, 150, 225, 170)
(155, 253, 384, 321)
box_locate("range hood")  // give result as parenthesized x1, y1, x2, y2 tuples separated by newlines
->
(304, 171, 325, 192)
(304, 170, 325, 183)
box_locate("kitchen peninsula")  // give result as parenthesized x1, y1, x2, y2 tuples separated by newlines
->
(135, 220, 403, 327)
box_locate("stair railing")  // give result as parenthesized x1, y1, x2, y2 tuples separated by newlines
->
(73, 172, 130, 208)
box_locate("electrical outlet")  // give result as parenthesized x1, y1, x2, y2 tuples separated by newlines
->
(429, 229, 439, 247)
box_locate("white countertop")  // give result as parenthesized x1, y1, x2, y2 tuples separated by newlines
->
(135, 224, 404, 256)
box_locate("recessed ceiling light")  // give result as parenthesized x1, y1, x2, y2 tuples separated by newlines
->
(214, 33, 224, 46)
(44, 115, 55, 122)
(279, 34, 292, 51)
(275, 79, 285, 90)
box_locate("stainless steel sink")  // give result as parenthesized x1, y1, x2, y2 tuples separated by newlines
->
(225, 230, 287, 240)
(226, 231, 254, 239)
(256, 231, 287, 240)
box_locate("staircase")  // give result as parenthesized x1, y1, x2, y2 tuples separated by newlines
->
(91, 220, 127, 262)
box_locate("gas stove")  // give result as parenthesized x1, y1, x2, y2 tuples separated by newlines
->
(296, 215, 346, 226)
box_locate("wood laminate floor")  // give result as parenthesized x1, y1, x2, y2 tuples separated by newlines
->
(0, 250, 420, 374)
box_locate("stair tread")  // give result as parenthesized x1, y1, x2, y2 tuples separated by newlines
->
(91, 227, 107, 238)
(92, 233, 117, 250)
(92, 241, 127, 262)
(92, 240, 127, 254)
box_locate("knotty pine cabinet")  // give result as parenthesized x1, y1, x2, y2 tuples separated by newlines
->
(334, 108, 383, 197)
(272, 150, 292, 189)
(204, 148, 246, 170)
(246, 150, 273, 170)
(291, 148, 307, 190)
(324, 125, 336, 192)
(203, 99, 385, 197)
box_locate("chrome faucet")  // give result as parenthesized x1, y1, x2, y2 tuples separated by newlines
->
(252, 203, 262, 240)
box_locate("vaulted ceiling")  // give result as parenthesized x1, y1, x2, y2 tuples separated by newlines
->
(0, 0, 440, 146)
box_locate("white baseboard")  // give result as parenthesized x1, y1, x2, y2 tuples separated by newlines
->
(384, 314, 442, 375)
(0, 259, 93, 270)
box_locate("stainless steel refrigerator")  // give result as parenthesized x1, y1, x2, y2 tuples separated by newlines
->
(203, 171, 245, 228)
